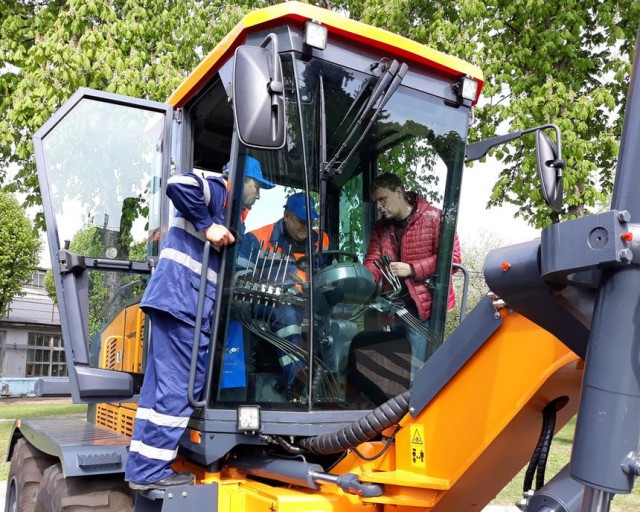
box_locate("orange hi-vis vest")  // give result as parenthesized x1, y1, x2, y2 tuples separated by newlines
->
(249, 219, 329, 282)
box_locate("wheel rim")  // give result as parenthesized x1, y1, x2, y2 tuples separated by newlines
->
(7, 477, 17, 512)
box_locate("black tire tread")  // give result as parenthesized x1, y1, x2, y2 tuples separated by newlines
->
(6, 438, 56, 512)
(34, 464, 133, 512)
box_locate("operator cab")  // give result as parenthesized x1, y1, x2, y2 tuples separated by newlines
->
(33, 3, 480, 456)
(203, 49, 470, 412)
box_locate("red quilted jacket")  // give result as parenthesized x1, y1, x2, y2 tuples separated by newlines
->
(364, 192, 461, 321)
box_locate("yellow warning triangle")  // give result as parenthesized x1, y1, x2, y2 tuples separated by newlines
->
(412, 430, 423, 444)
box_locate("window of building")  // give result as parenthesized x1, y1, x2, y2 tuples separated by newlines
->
(0, 331, 5, 375)
(26, 333, 67, 377)
(26, 270, 46, 288)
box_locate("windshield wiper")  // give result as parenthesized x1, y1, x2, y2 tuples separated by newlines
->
(322, 58, 408, 177)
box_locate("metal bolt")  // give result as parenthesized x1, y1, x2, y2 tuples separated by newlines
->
(622, 452, 640, 475)
(167, 493, 174, 499)
(182, 491, 188, 498)
(409, 407, 415, 414)
(618, 210, 631, 223)
(618, 248, 633, 263)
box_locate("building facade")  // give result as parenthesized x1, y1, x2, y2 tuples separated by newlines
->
(0, 269, 63, 395)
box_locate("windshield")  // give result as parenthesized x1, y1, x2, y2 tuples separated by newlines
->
(213, 53, 468, 412)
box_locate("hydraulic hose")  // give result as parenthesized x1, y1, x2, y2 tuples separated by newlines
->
(524, 399, 561, 492)
(298, 390, 410, 455)
(536, 404, 557, 490)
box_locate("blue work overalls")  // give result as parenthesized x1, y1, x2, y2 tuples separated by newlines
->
(125, 173, 226, 485)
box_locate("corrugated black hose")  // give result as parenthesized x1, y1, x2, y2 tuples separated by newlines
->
(536, 404, 557, 490)
(523, 399, 560, 493)
(298, 391, 410, 455)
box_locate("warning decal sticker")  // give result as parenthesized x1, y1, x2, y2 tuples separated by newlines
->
(410, 424, 426, 468)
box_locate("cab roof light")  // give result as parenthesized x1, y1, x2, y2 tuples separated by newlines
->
(305, 20, 328, 50)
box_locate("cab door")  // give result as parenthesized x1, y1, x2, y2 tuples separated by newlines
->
(33, 88, 173, 403)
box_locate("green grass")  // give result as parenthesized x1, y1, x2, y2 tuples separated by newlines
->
(494, 417, 640, 512)
(0, 403, 87, 421)
(0, 401, 87, 481)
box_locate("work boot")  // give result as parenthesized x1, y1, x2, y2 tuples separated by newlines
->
(129, 471, 195, 491)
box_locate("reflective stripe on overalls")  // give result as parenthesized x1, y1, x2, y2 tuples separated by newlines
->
(125, 173, 225, 485)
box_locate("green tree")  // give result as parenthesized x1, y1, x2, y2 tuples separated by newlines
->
(0, 188, 42, 317)
(3, 1, 639, 229)
(334, 0, 640, 228)
(445, 231, 504, 336)
(0, 0, 272, 229)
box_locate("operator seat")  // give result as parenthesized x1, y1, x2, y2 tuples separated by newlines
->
(346, 331, 412, 406)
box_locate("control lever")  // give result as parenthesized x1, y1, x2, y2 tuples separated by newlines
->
(373, 256, 401, 297)
(381, 254, 402, 289)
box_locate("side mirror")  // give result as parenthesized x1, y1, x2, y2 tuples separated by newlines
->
(466, 123, 565, 213)
(536, 129, 564, 212)
(232, 33, 286, 149)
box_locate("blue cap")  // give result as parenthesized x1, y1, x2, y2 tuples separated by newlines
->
(225, 156, 275, 189)
(284, 192, 319, 221)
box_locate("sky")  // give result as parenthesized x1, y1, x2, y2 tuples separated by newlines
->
(457, 158, 539, 250)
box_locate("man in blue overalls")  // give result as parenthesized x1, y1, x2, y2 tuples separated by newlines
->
(125, 157, 273, 490)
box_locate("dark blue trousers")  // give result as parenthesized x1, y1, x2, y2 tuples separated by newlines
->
(253, 303, 304, 389)
(124, 309, 208, 484)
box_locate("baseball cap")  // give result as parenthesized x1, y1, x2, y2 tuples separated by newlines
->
(224, 156, 275, 189)
(284, 192, 319, 221)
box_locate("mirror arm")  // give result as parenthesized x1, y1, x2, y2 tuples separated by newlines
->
(261, 33, 283, 102)
(466, 123, 564, 169)
(260, 33, 284, 142)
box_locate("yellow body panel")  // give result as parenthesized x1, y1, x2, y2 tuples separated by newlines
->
(167, 1, 484, 108)
(96, 302, 144, 436)
(99, 302, 145, 373)
(170, 310, 582, 511)
(96, 402, 138, 436)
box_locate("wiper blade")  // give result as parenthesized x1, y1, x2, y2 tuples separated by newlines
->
(323, 59, 408, 177)
(327, 74, 377, 150)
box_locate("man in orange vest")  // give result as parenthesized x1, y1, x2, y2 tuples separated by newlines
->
(249, 193, 328, 260)
(245, 193, 329, 400)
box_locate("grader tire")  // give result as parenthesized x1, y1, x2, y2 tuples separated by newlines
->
(34, 464, 133, 512)
(6, 438, 56, 512)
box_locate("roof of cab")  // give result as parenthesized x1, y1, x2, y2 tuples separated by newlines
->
(167, 1, 484, 108)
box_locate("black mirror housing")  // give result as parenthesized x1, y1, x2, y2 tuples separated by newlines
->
(232, 39, 286, 149)
(536, 130, 564, 212)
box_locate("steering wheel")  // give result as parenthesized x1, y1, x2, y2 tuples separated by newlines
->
(296, 250, 359, 265)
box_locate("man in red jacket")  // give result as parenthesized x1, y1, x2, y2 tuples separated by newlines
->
(363, 173, 461, 376)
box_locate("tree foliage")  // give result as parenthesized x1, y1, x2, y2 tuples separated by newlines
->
(445, 231, 504, 336)
(0, 0, 273, 229)
(2, 0, 639, 230)
(0, 188, 41, 317)
(333, 0, 640, 227)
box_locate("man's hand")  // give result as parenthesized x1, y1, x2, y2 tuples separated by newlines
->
(390, 261, 415, 278)
(204, 223, 235, 247)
